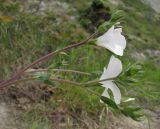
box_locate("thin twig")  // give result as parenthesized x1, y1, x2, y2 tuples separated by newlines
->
(0, 76, 100, 96)
(0, 77, 80, 89)
(0, 32, 97, 89)
(82, 77, 115, 86)
(50, 78, 81, 86)
(0, 78, 36, 88)
(25, 68, 91, 76)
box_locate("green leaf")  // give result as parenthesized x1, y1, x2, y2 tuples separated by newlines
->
(121, 107, 143, 121)
(100, 97, 143, 121)
(111, 10, 124, 23)
(98, 21, 114, 33)
(100, 96, 119, 110)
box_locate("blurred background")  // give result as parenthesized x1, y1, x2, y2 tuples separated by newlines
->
(0, 0, 160, 129)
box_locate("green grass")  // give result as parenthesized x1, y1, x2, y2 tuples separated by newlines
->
(120, 0, 160, 51)
(136, 62, 160, 106)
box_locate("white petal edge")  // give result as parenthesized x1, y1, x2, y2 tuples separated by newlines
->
(101, 81, 121, 104)
(100, 88, 110, 103)
(100, 55, 122, 83)
(96, 24, 126, 56)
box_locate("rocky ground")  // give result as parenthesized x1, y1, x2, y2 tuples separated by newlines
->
(144, 0, 160, 13)
(0, 93, 159, 129)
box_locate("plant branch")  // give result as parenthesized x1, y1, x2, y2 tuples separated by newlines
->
(50, 78, 81, 86)
(0, 32, 97, 89)
(0, 76, 100, 96)
(25, 68, 91, 76)
(0, 78, 36, 88)
(82, 77, 115, 86)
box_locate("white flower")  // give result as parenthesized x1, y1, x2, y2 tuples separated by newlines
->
(100, 56, 122, 104)
(96, 24, 126, 56)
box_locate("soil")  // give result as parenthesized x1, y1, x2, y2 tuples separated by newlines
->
(0, 83, 160, 129)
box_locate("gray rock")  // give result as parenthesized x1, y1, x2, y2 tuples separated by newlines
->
(143, 0, 160, 13)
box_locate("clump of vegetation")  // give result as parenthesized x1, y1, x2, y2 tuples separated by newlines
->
(80, 0, 111, 32)
(0, 0, 88, 78)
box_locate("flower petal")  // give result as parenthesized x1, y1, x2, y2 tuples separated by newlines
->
(102, 81, 121, 104)
(100, 56, 122, 82)
(100, 88, 110, 103)
(114, 27, 126, 49)
(96, 24, 126, 56)
(101, 88, 110, 98)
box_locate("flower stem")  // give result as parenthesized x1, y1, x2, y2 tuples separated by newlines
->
(0, 32, 97, 89)
(82, 77, 115, 86)
(25, 68, 91, 76)
(0, 77, 100, 96)
(0, 78, 36, 88)
(50, 78, 81, 86)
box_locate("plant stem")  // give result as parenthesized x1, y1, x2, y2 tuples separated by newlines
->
(0, 32, 97, 89)
(25, 68, 91, 76)
(50, 78, 100, 96)
(0, 78, 36, 88)
(50, 78, 81, 86)
(82, 77, 115, 86)
(0, 77, 100, 96)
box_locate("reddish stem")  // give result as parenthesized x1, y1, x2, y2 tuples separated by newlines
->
(0, 32, 97, 89)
